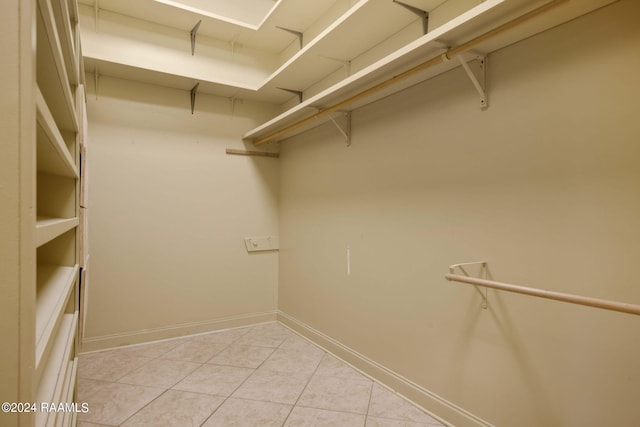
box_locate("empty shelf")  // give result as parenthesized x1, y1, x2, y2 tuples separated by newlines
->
(35, 264, 78, 371)
(37, 0, 78, 132)
(36, 87, 79, 178)
(36, 217, 79, 248)
(35, 312, 77, 427)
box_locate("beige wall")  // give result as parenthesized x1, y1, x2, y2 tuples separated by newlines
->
(83, 77, 281, 349)
(278, 1, 640, 426)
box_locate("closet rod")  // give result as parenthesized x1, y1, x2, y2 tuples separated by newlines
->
(445, 274, 640, 316)
(254, 0, 568, 146)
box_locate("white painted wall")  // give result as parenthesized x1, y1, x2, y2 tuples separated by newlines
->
(82, 76, 281, 349)
(278, 1, 640, 425)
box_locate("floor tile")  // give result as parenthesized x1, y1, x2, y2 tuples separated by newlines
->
(232, 367, 311, 405)
(260, 347, 324, 376)
(78, 351, 153, 382)
(207, 344, 275, 368)
(366, 416, 444, 427)
(172, 364, 254, 396)
(77, 323, 450, 426)
(120, 390, 224, 427)
(201, 398, 292, 427)
(284, 406, 366, 427)
(117, 358, 201, 388)
(160, 339, 229, 363)
(297, 374, 373, 414)
(110, 339, 187, 359)
(191, 327, 251, 345)
(315, 354, 368, 381)
(77, 378, 110, 401)
(77, 381, 164, 425)
(233, 323, 293, 347)
(368, 384, 442, 425)
(279, 335, 324, 356)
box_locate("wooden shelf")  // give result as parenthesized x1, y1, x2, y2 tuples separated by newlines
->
(37, 0, 78, 132)
(262, 0, 439, 98)
(35, 264, 78, 373)
(51, 0, 79, 85)
(35, 312, 78, 427)
(244, 0, 617, 143)
(36, 217, 79, 248)
(36, 87, 79, 178)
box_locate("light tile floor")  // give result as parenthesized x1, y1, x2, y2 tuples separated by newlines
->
(77, 322, 445, 427)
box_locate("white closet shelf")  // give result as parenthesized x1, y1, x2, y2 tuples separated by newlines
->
(52, 0, 80, 85)
(35, 312, 78, 427)
(36, 88, 79, 178)
(244, 0, 617, 144)
(58, 358, 78, 426)
(36, 217, 79, 248)
(38, 0, 79, 132)
(262, 0, 439, 96)
(35, 264, 79, 374)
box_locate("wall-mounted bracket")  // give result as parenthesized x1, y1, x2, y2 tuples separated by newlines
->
(277, 87, 303, 104)
(229, 96, 243, 115)
(393, 0, 429, 35)
(190, 20, 202, 55)
(449, 261, 488, 309)
(276, 26, 303, 49)
(458, 55, 488, 109)
(93, 63, 100, 100)
(94, 0, 99, 31)
(190, 82, 199, 114)
(328, 111, 352, 147)
(321, 56, 352, 76)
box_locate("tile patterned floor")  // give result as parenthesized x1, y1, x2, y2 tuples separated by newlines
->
(77, 322, 445, 427)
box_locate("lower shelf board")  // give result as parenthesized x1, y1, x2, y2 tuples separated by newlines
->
(36, 216, 79, 248)
(35, 312, 78, 427)
(36, 264, 79, 369)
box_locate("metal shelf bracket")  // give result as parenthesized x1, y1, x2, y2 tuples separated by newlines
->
(393, 0, 429, 35)
(276, 26, 303, 49)
(328, 111, 352, 147)
(190, 20, 202, 55)
(458, 55, 488, 109)
(277, 87, 303, 104)
(449, 261, 488, 309)
(190, 82, 199, 114)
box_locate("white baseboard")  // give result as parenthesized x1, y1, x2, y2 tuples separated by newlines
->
(80, 310, 278, 352)
(277, 310, 494, 427)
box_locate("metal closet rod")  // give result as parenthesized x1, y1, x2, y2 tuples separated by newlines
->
(253, 0, 568, 146)
(445, 274, 640, 316)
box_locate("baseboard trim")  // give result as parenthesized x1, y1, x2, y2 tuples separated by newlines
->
(80, 310, 278, 353)
(277, 310, 494, 427)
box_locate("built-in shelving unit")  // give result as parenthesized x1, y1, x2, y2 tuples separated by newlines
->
(8, 0, 87, 425)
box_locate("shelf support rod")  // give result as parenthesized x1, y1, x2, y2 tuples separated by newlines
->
(276, 26, 303, 49)
(392, 0, 429, 35)
(190, 82, 199, 114)
(226, 149, 279, 158)
(457, 55, 488, 109)
(277, 87, 303, 104)
(328, 112, 352, 146)
(190, 20, 202, 55)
